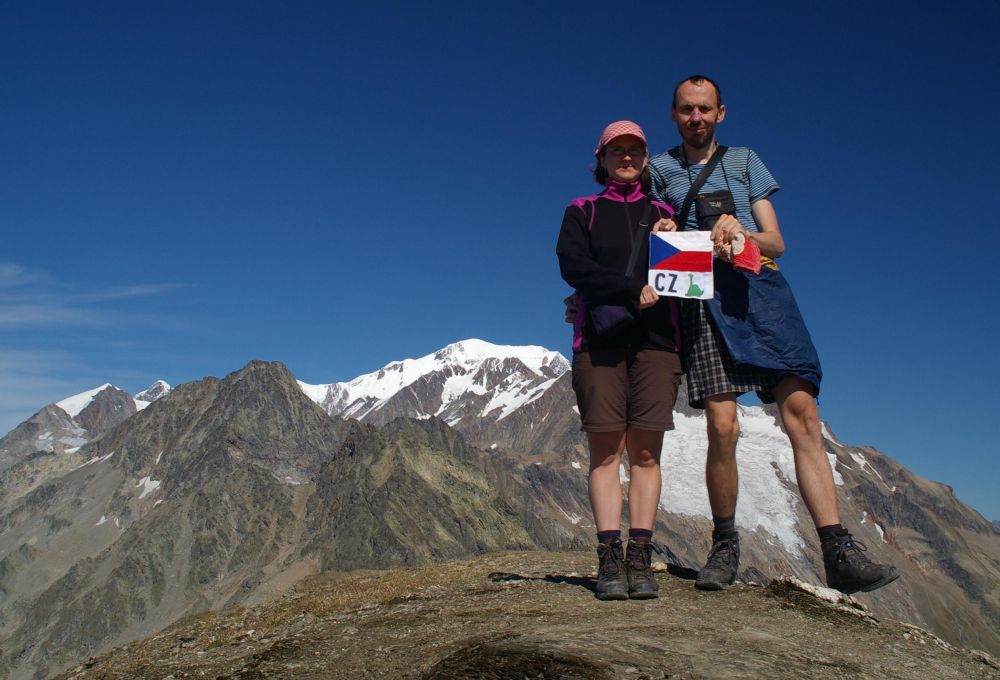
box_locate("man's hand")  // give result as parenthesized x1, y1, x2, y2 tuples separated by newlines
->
(710, 214, 746, 247)
(563, 294, 577, 324)
(638, 285, 659, 310)
(652, 217, 678, 233)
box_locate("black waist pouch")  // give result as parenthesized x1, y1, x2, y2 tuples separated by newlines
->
(695, 190, 736, 230)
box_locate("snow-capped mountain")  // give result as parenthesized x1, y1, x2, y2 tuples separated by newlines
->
(0, 380, 171, 469)
(298, 339, 569, 427)
(135, 379, 172, 405)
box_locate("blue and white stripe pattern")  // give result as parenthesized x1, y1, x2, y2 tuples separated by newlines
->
(647, 146, 779, 233)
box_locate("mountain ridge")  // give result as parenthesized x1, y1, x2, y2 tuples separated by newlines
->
(1, 340, 998, 678)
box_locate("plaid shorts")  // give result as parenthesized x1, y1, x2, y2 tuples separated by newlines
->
(682, 300, 784, 409)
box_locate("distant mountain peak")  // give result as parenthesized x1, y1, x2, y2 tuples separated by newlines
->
(56, 383, 115, 418)
(433, 338, 569, 371)
(298, 338, 570, 424)
(134, 380, 171, 404)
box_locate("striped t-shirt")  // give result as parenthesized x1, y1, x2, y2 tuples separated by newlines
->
(647, 146, 779, 233)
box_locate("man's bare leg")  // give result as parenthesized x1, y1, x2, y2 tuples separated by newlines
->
(697, 392, 742, 590)
(704, 393, 741, 517)
(772, 377, 839, 527)
(773, 376, 898, 593)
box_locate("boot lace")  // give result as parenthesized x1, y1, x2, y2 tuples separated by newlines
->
(627, 540, 664, 573)
(704, 537, 738, 570)
(833, 535, 873, 567)
(599, 542, 625, 577)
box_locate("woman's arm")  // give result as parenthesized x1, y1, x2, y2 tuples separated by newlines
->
(556, 205, 644, 301)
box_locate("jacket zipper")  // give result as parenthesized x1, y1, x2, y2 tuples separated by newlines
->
(623, 183, 635, 284)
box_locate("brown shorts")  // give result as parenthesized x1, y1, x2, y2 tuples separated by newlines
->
(571, 348, 682, 433)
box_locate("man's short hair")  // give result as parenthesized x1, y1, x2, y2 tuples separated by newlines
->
(672, 75, 723, 109)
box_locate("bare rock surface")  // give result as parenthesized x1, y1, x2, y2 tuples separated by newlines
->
(58, 551, 998, 680)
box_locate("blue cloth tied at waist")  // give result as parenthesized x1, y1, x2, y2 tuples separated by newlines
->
(705, 260, 823, 395)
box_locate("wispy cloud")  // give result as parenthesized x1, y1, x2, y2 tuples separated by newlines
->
(0, 262, 49, 288)
(0, 262, 188, 433)
(80, 283, 186, 302)
(0, 348, 88, 432)
(0, 261, 185, 330)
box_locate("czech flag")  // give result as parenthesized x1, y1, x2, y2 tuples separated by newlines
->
(648, 232, 714, 300)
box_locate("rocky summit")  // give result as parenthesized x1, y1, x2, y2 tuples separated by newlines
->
(2, 340, 999, 678)
(55, 552, 999, 680)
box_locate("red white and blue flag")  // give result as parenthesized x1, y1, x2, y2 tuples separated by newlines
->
(648, 232, 714, 300)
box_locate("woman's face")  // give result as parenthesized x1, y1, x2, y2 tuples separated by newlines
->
(599, 134, 647, 183)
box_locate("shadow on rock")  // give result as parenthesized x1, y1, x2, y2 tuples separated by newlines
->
(421, 638, 614, 680)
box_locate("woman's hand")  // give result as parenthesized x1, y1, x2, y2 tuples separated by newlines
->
(638, 285, 659, 310)
(652, 217, 677, 233)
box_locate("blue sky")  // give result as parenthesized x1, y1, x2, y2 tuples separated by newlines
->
(2, 2, 998, 519)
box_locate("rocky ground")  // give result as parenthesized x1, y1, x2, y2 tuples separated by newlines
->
(57, 551, 999, 680)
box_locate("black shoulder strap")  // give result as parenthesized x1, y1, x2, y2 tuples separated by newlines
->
(625, 201, 655, 278)
(676, 145, 728, 229)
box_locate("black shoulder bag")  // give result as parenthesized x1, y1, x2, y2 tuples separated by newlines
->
(675, 145, 728, 230)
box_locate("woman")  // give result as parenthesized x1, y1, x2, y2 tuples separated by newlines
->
(555, 121, 682, 600)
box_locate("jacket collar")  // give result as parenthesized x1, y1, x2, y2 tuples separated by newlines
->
(601, 179, 643, 202)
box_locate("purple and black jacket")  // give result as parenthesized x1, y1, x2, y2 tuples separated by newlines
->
(556, 179, 681, 354)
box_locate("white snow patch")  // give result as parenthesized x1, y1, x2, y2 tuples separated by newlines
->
(134, 399, 152, 411)
(661, 407, 813, 555)
(155, 450, 164, 465)
(860, 511, 868, 525)
(56, 383, 114, 417)
(571, 461, 581, 469)
(136, 476, 161, 499)
(64, 446, 80, 454)
(849, 451, 893, 491)
(114, 517, 120, 528)
(296, 380, 329, 403)
(820, 422, 840, 445)
(74, 450, 115, 469)
(96, 515, 108, 526)
(154, 499, 163, 506)
(490, 443, 497, 450)
(874, 523, 886, 542)
(557, 506, 583, 525)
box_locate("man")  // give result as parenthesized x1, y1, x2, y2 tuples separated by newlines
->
(645, 75, 898, 594)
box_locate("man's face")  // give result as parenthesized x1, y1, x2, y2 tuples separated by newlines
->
(671, 81, 726, 150)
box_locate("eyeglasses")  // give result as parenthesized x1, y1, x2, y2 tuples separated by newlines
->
(604, 145, 646, 157)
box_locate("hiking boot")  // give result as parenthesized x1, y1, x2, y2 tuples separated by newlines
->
(695, 534, 740, 590)
(823, 532, 899, 594)
(595, 540, 628, 600)
(625, 539, 661, 599)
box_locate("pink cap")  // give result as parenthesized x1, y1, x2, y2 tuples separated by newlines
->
(595, 120, 647, 155)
